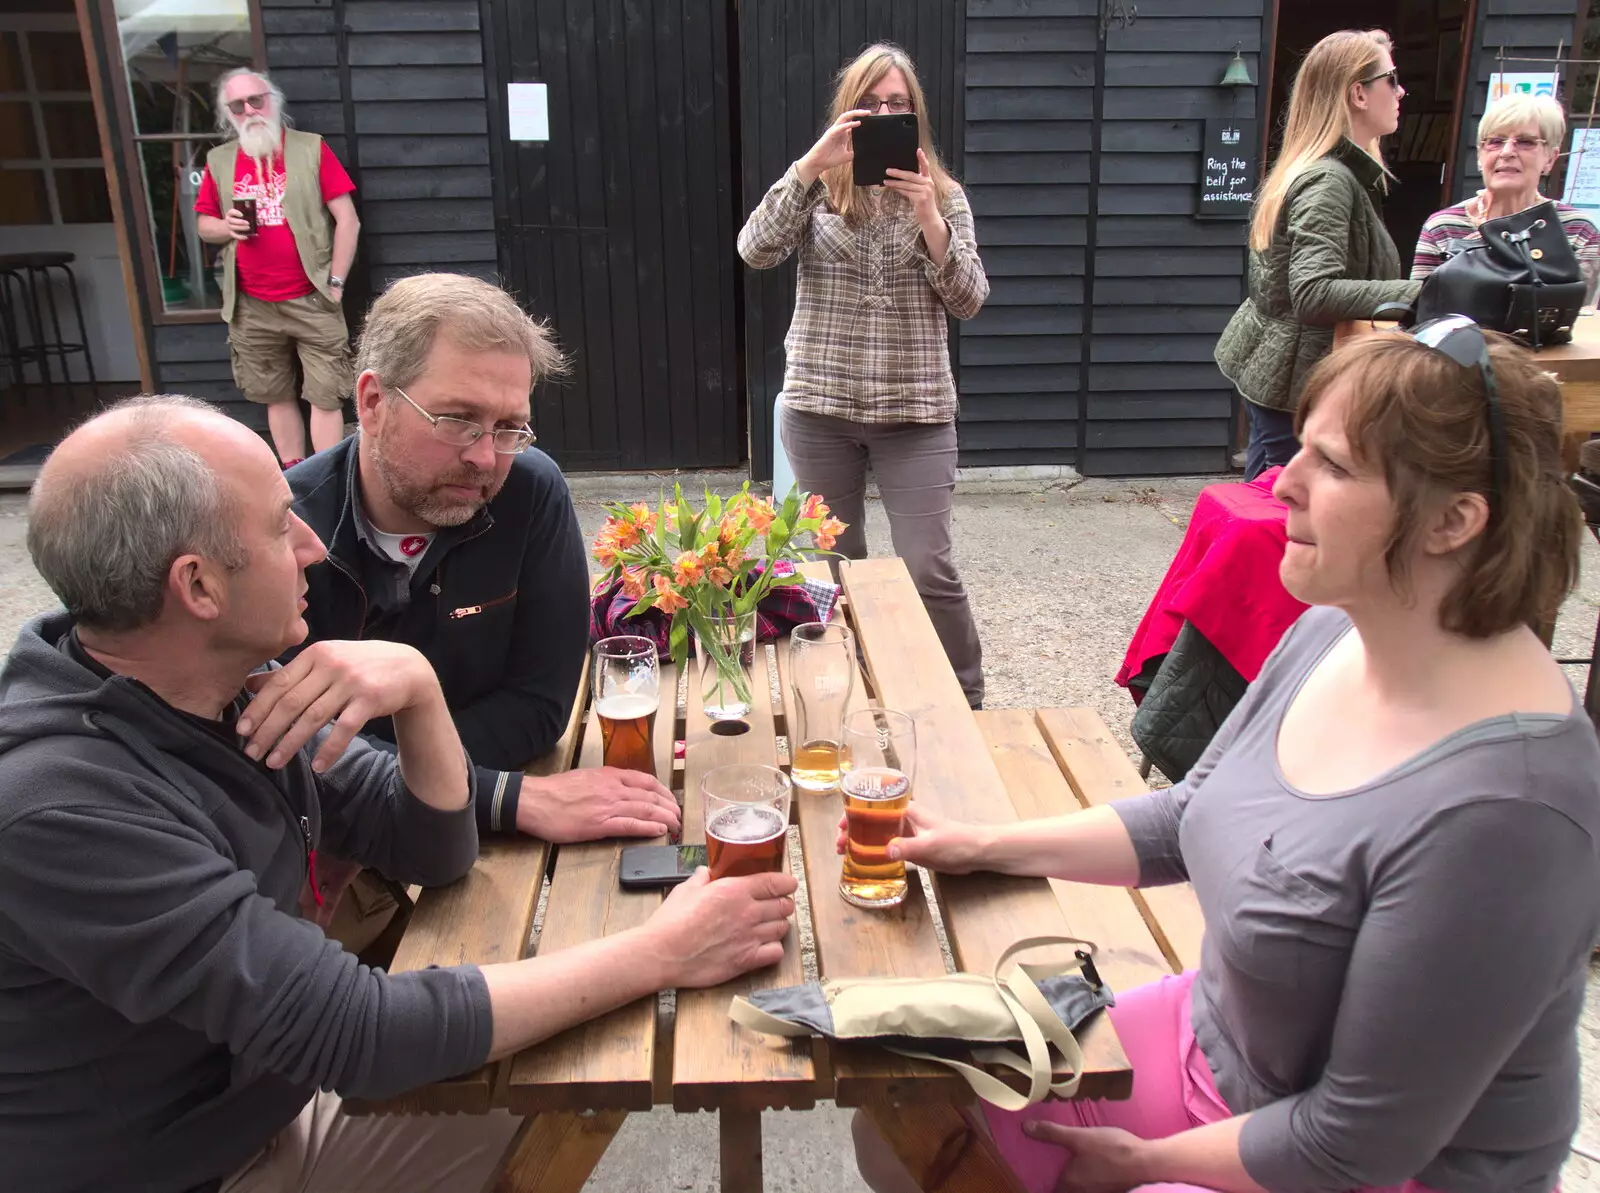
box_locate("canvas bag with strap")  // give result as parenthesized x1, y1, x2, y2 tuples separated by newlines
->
(729, 936, 1113, 1111)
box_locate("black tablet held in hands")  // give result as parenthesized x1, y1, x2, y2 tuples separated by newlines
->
(852, 113, 919, 188)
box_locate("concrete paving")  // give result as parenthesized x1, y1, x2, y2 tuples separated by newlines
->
(0, 476, 1597, 1190)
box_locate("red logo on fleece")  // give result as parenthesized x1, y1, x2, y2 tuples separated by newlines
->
(400, 535, 428, 558)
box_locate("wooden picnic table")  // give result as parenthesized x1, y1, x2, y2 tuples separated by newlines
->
(350, 557, 1201, 1193)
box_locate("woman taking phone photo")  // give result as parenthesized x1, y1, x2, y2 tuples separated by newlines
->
(1216, 29, 1420, 480)
(738, 44, 990, 708)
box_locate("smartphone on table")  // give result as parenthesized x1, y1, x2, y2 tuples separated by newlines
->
(851, 112, 919, 188)
(619, 843, 708, 890)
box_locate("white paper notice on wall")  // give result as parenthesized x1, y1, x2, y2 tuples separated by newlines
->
(508, 83, 549, 141)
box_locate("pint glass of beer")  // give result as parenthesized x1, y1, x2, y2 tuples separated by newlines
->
(702, 764, 791, 880)
(838, 708, 916, 909)
(787, 621, 855, 792)
(593, 635, 660, 777)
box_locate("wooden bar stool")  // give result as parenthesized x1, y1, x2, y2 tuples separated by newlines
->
(0, 251, 97, 394)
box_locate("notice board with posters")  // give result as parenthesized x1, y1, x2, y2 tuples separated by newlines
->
(1196, 118, 1259, 220)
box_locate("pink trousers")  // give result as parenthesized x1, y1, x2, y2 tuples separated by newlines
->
(981, 971, 1444, 1193)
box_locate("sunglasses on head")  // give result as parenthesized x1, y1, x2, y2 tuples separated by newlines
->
(226, 92, 270, 117)
(1406, 316, 1508, 522)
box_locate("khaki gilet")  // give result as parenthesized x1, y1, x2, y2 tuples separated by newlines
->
(206, 128, 335, 321)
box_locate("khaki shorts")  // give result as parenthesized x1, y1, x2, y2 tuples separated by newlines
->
(219, 1089, 520, 1193)
(229, 292, 353, 411)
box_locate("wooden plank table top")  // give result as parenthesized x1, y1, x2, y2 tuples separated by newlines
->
(366, 558, 1139, 1192)
(1336, 314, 1600, 446)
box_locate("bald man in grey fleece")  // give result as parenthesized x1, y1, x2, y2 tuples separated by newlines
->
(0, 395, 796, 1193)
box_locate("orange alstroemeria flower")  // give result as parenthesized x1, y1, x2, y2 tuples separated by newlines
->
(653, 574, 688, 614)
(746, 499, 776, 534)
(708, 566, 734, 588)
(672, 550, 705, 587)
(620, 567, 647, 600)
(801, 494, 830, 522)
(612, 521, 642, 550)
(628, 502, 658, 533)
(814, 516, 846, 551)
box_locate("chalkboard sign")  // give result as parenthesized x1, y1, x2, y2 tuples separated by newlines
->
(1197, 118, 1259, 221)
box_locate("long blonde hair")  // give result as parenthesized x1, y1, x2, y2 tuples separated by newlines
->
(822, 44, 954, 222)
(1250, 29, 1394, 252)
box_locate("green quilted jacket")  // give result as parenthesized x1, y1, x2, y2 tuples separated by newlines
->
(1216, 138, 1421, 412)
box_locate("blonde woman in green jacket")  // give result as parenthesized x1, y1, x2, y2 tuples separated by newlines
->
(1217, 29, 1420, 480)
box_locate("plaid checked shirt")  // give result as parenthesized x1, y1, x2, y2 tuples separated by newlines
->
(738, 163, 989, 424)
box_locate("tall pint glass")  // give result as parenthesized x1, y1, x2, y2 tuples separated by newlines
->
(787, 620, 855, 792)
(838, 708, 916, 909)
(593, 636, 659, 777)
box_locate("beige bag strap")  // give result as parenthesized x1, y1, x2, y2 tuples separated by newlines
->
(729, 935, 1099, 1111)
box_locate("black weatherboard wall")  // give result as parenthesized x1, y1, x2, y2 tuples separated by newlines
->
(1454, 0, 1583, 205)
(959, 0, 1258, 477)
(741, 0, 964, 482)
(1091, 2, 1259, 476)
(958, 0, 1091, 469)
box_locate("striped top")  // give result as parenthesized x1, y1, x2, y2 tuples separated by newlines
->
(1411, 193, 1600, 280)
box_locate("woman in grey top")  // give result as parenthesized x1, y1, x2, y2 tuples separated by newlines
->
(853, 324, 1600, 1192)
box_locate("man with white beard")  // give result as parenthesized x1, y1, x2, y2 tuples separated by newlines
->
(196, 68, 361, 468)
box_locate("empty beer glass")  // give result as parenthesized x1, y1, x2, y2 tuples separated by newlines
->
(787, 620, 855, 792)
(593, 636, 659, 777)
(703, 764, 792, 880)
(838, 708, 916, 909)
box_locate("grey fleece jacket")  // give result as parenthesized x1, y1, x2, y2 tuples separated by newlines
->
(0, 613, 493, 1193)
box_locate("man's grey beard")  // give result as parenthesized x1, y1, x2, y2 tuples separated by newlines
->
(236, 115, 282, 161)
(369, 426, 503, 529)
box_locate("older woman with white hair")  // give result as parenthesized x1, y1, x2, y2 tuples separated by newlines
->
(1412, 93, 1600, 286)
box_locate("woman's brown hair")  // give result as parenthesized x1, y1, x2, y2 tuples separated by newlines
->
(1295, 331, 1580, 637)
(822, 43, 954, 223)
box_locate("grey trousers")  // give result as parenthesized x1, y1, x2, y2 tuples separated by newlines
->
(780, 405, 984, 706)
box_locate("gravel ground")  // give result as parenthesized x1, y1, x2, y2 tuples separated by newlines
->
(0, 475, 1596, 1189)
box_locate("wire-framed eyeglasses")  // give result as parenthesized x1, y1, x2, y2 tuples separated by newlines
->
(392, 386, 537, 454)
(1479, 134, 1547, 154)
(1406, 316, 1508, 522)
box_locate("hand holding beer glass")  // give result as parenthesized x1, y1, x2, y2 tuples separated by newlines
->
(787, 620, 855, 792)
(703, 764, 791, 880)
(594, 636, 660, 778)
(839, 708, 916, 909)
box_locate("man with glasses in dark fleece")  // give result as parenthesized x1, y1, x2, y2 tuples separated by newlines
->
(288, 274, 679, 937)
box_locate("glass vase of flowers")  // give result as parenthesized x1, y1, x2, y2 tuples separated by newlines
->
(593, 485, 846, 721)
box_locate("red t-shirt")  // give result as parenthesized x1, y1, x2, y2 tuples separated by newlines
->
(195, 139, 355, 302)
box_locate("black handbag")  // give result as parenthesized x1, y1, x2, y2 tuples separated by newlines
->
(1414, 199, 1587, 347)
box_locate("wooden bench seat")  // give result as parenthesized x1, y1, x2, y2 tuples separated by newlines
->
(1034, 707, 1206, 977)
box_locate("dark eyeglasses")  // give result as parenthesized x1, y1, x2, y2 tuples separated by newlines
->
(861, 96, 915, 114)
(225, 92, 270, 117)
(1360, 69, 1401, 90)
(1407, 316, 1508, 522)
